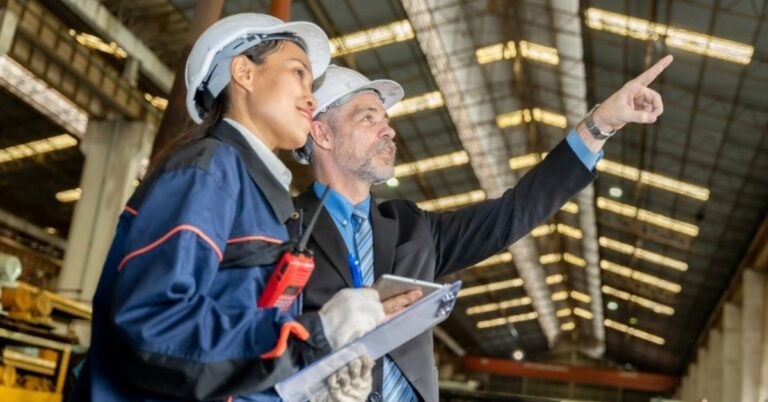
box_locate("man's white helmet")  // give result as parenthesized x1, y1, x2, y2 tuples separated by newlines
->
(293, 65, 404, 164)
(185, 13, 330, 124)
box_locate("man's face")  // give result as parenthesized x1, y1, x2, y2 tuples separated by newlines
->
(325, 92, 397, 184)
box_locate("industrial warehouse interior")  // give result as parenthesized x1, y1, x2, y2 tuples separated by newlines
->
(0, 0, 766, 401)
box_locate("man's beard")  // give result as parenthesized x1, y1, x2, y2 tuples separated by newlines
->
(336, 139, 397, 185)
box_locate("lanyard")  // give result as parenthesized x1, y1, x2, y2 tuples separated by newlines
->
(347, 252, 363, 288)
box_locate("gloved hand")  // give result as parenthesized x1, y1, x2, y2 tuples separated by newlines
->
(326, 356, 373, 402)
(319, 288, 385, 350)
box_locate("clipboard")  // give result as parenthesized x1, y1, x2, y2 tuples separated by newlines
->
(275, 280, 462, 402)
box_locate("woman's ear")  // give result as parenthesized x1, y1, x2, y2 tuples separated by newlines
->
(229, 55, 253, 91)
(310, 120, 332, 151)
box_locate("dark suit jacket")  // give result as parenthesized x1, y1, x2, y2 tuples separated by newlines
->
(295, 139, 596, 401)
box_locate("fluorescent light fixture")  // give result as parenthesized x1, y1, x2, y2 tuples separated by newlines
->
(597, 197, 700, 237)
(545, 274, 564, 285)
(539, 253, 562, 265)
(564, 253, 586, 267)
(68, 29, 127, 59)
(144, 93, 168, 111)
(458, 278, 525, 298)
(570, 290, 592, 304)
(330, 19, 414, 57)
(551, 291, 569, 301)
(475, 41, 515, 64)
(600, 259, 682, 293)
(394, 150, 468, 178)
(466, 296, 532, 315)
(0, 56, 88, 137)
(561, 201, 579, 214)
(599, 237, 688, 271)
(574, 307, 594, 319)
(497, 108, 567, 129)
(596, 159, 710, 201)
(602, 285, 674, 315)
(604, 318, 666, 345)
(531, 224, 556, 237)
(388, 91, 444, 118)
(518, 41, 560, 65)
(0, 134, 78, 164)
(56, 188, 82, 203)
(476, 311, 539, 329)
(472, 252, 513, 268)
(417, 190, 486, 211)
(556, 308, 572, 317)
(475, 40, 558, 65)
(508, 153, 543, 170)
(561, 321, 576, 331)
(557, 223, 583, 239)
(585, 8, 752, 65)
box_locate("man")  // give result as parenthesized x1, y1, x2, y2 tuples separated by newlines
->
(294, 57, 672, 401)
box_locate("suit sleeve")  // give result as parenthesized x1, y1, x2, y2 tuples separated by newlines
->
(111, 166, 330, 399)
(424, 139, 597, 278)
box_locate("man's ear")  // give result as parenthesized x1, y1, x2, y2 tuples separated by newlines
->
(229, 55, 253, 91)
(310, 120, 332, 151)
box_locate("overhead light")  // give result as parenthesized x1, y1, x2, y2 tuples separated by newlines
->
(563, 253, 586, 267)
(597, 159, 710, 201)
(508, 153, 543, 170)
(556, 308, 572, 317)
(545, 274, 564, 285)
(570, 291, 592, 304)
(561, 321, 576, 331)
(416, 190, 486, 211)
(574, 307, 594, 319)
(388, 91, 445, 118)
(531, 224, 556, 237)
(394, 150, 469, 178)
(551, 291, 569, 301)
(607, 301, 619, 311)
(496, 108, 567, 129)
(597, 197, 699, 237)
(44, 227, 58, 235)
(0, 134, 78, 164)
(585, 8, 752, 65)
(518, 41, 560, 65)
(599, 237, 688, 271)
(466, 296, 532, 315)
(476, 311, 539, 329)
(602, 285, 675, 316)
(609, 186, 623, 198)
(144, 93, 168, 111)
(0, 56, 88, 137)
(561, 201, 579, 214)
(472, 252, 513, 268)
(475, 40, 558, 65)
(604, 318, 665, 345)
(68, 29, 127, 59)
(329, 19, 414, 57)
(56, 188, 82, 203)
(386, 177, 399, 187)
(600, 259, 682, 293)
(512, 348, 525, 361)
(539, 253, 562, 265)
(475, 41, 515, 64)
(458, 278, 524, 298)
(557, 224, 583, 239)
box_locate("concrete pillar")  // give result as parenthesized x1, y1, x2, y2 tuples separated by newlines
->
(685, 363, 698, 402)
(707, 328, 723, 402)
(57, 119, 154, 309)
(757, 272, 768, 402)
(742, 269, 766, 402)
(722, 302, 742, 402)
(697, 347, 709, 401)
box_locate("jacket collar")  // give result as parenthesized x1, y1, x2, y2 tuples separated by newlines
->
(209, 121, 294, 223)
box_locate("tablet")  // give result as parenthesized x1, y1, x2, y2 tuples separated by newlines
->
(373, 274, 443, 301)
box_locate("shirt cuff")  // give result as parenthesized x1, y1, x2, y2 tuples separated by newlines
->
(566, 129, 603, 170)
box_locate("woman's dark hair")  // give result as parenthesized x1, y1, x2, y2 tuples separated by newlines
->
(148, 40, 285, 172)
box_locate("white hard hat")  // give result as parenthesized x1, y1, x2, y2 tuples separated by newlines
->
(185, 13, 330, 124)
(293, 65, 404, 164)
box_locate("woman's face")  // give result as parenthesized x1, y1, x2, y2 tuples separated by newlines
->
(247, 41, 316, 150)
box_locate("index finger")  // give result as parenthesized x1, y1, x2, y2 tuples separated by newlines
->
(634, 55, 673, 86)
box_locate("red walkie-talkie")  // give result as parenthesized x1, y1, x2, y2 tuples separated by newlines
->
(258, 187, 331, 312)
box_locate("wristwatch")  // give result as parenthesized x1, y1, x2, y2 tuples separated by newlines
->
(584, 104, 617, 140)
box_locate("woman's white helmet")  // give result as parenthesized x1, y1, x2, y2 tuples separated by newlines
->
(185, 13, 330, 124)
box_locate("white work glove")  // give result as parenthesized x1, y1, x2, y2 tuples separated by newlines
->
(311, 356, 374, 402)
(319, 288, 385, 350)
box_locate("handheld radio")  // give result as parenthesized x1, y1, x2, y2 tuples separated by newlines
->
(258, 187, 331, 312)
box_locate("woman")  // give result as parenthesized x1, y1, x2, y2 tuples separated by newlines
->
(70, 13, 384, 402)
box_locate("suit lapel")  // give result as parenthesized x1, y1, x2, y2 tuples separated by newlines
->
(295, 189, 355, 287)
(370, 199, 396, 280)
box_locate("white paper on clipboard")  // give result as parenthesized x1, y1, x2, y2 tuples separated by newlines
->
(275, 280, 462, 402)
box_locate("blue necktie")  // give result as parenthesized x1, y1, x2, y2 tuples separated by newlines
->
(352, 206, 417, 402)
